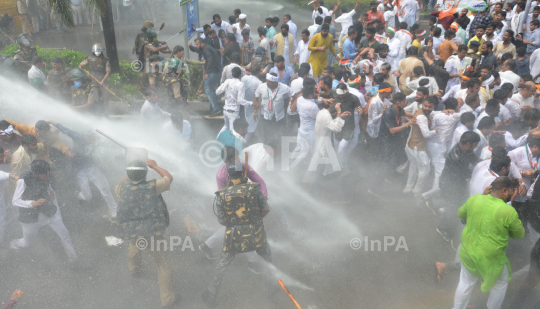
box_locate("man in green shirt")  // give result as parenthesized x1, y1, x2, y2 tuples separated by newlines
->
(453, 176, 525, 309)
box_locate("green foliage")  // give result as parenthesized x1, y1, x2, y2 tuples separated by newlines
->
(107, 60, 143, 101)
(0, 44, 19, 57)
(187, 62, 203, 100)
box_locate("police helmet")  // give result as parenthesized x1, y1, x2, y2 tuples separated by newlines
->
(145, 27, 158, 39)
(126, 160, 148, 182)
(16, 34, 32, 48)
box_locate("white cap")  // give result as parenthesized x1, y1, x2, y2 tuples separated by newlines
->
(266, 74, 278, 82)
(239, 14, 247, 19)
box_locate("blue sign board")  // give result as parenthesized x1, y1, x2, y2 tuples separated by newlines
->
(186, 0, 198, 39)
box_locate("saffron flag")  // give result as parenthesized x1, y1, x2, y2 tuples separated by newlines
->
(438, 0, 487, 20)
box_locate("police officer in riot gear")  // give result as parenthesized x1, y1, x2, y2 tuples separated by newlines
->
(67, 68, 103, 114)
(13, 34, 37, 76)
(202, 162, 272, 308)
(139, 27, 171, 69)
(133, 20, 154, 55)
(245, 47, 273, 80)
(116, 149, 177, 308)
(78, 43, 111, 111)
(161, 58, 187, 108)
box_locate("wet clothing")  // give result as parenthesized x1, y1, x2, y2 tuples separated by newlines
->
(116, 177, 170, 239)
(71, 79, 103, 114)
(47, 68, 71, 102)
(206, 182, 271, 300)
(13, 47, 37, 74)
(79, 55, 110, 87)
(458, 194, 524, 292)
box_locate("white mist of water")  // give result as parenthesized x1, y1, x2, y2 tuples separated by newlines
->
(0, 75, 362, 292)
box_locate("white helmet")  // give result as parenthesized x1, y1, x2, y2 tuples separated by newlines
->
(92, 43, 105, 57)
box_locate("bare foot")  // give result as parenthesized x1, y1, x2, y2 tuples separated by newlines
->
(435, 262, 446, 283)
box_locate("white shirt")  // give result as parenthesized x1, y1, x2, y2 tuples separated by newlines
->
(386, 37, 401, 72)
(241, 75, 263, 133)
(473, 129, 489, 157)
(530, 48, 540, 83)
(349, 88, 366, 108)
(445, 57, 466, 91)
(499, 70, 521, 93)
(394, 30, 412, 62)
(28, 65, 46, 83)
(255, 82, 291, 121)
(232, 23, 251, 46)
(505, 131, 528, 151)
(295, 96, 320, 155)
(509, 144, 538, 201)
(295, 39, 311, 65)
(429, 112, 461, 144)
(406, 76, 439, 95)
(451, 123, 471, 149)
(367, 94, 392, 138)
(140, 100, 171, 124)
(510, 92, 536, 110)
(211, 21, 233, 35)
(505, 95, 522, 121)
(162, 120, 191, 143)
(471, 159, 521, 185)
(260, 38, 271, 60)
(470, 168, 497, 196)
(480, 146, 493, 160)
(307, 24, 320, 39)
(335, 9, 356, 35)
(313, 109, 345, 156)
(287, 20, 298, 42)
(312, 6, 330, 24)
(242, 143, 274, 175)
(474, 111, 499, 129)
(221, 63, 246, 84)
(216, 78, 252, 112)
(290, 77, 304, 97)
(12, 179, 62, 223)
(441, 84, 462, 103)
(384, 10, 396, 28)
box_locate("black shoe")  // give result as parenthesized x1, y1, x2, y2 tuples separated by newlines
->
(199, 244, 216, 260)
(201, 289, 218, 308)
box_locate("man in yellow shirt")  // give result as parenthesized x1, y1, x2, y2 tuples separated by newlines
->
(412, 29, 426, 49)
(467, 25, 486, 55)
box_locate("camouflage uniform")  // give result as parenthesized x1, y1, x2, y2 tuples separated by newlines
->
(71, 79, 103, 114)
(116, 178, 175, 307)
(116, 179, 169, 239)
(247, 55, 273, 76)
(79, 55, 110, 110)
(133, 30, 146, 55)
(206, 182, 271, 300)
(13, 46, 37, 75)
(47, 68, 71, 102)
(161, 71, 186, 105)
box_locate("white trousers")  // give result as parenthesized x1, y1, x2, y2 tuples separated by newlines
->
(404, 146, 431, 194)
(218, 109, 239, 137)
(31, 16, 39, 33)
(13, 212, 77, 261)
(205, 226, 256, 262)
(334, 132, 359, 175)
(71, 5, 85, 25)
(423, 141, 446, 199)
(77, 165, 118, 217)
(453, 264, 509, 309)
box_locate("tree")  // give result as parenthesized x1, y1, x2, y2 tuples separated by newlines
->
(46, 0, 120, 73)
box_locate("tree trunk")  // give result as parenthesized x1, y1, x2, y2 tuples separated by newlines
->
(101, 0, 120, 73)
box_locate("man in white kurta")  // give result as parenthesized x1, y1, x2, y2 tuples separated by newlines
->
(334, 2, 358, 42)
(216, 68, 252, 135)
(140, 89, 170, 124)
(290, 90, 320, 169)
(386, 27, 402, 72)
(241, 72, 263, 143)
(394, 26, 413, 63)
